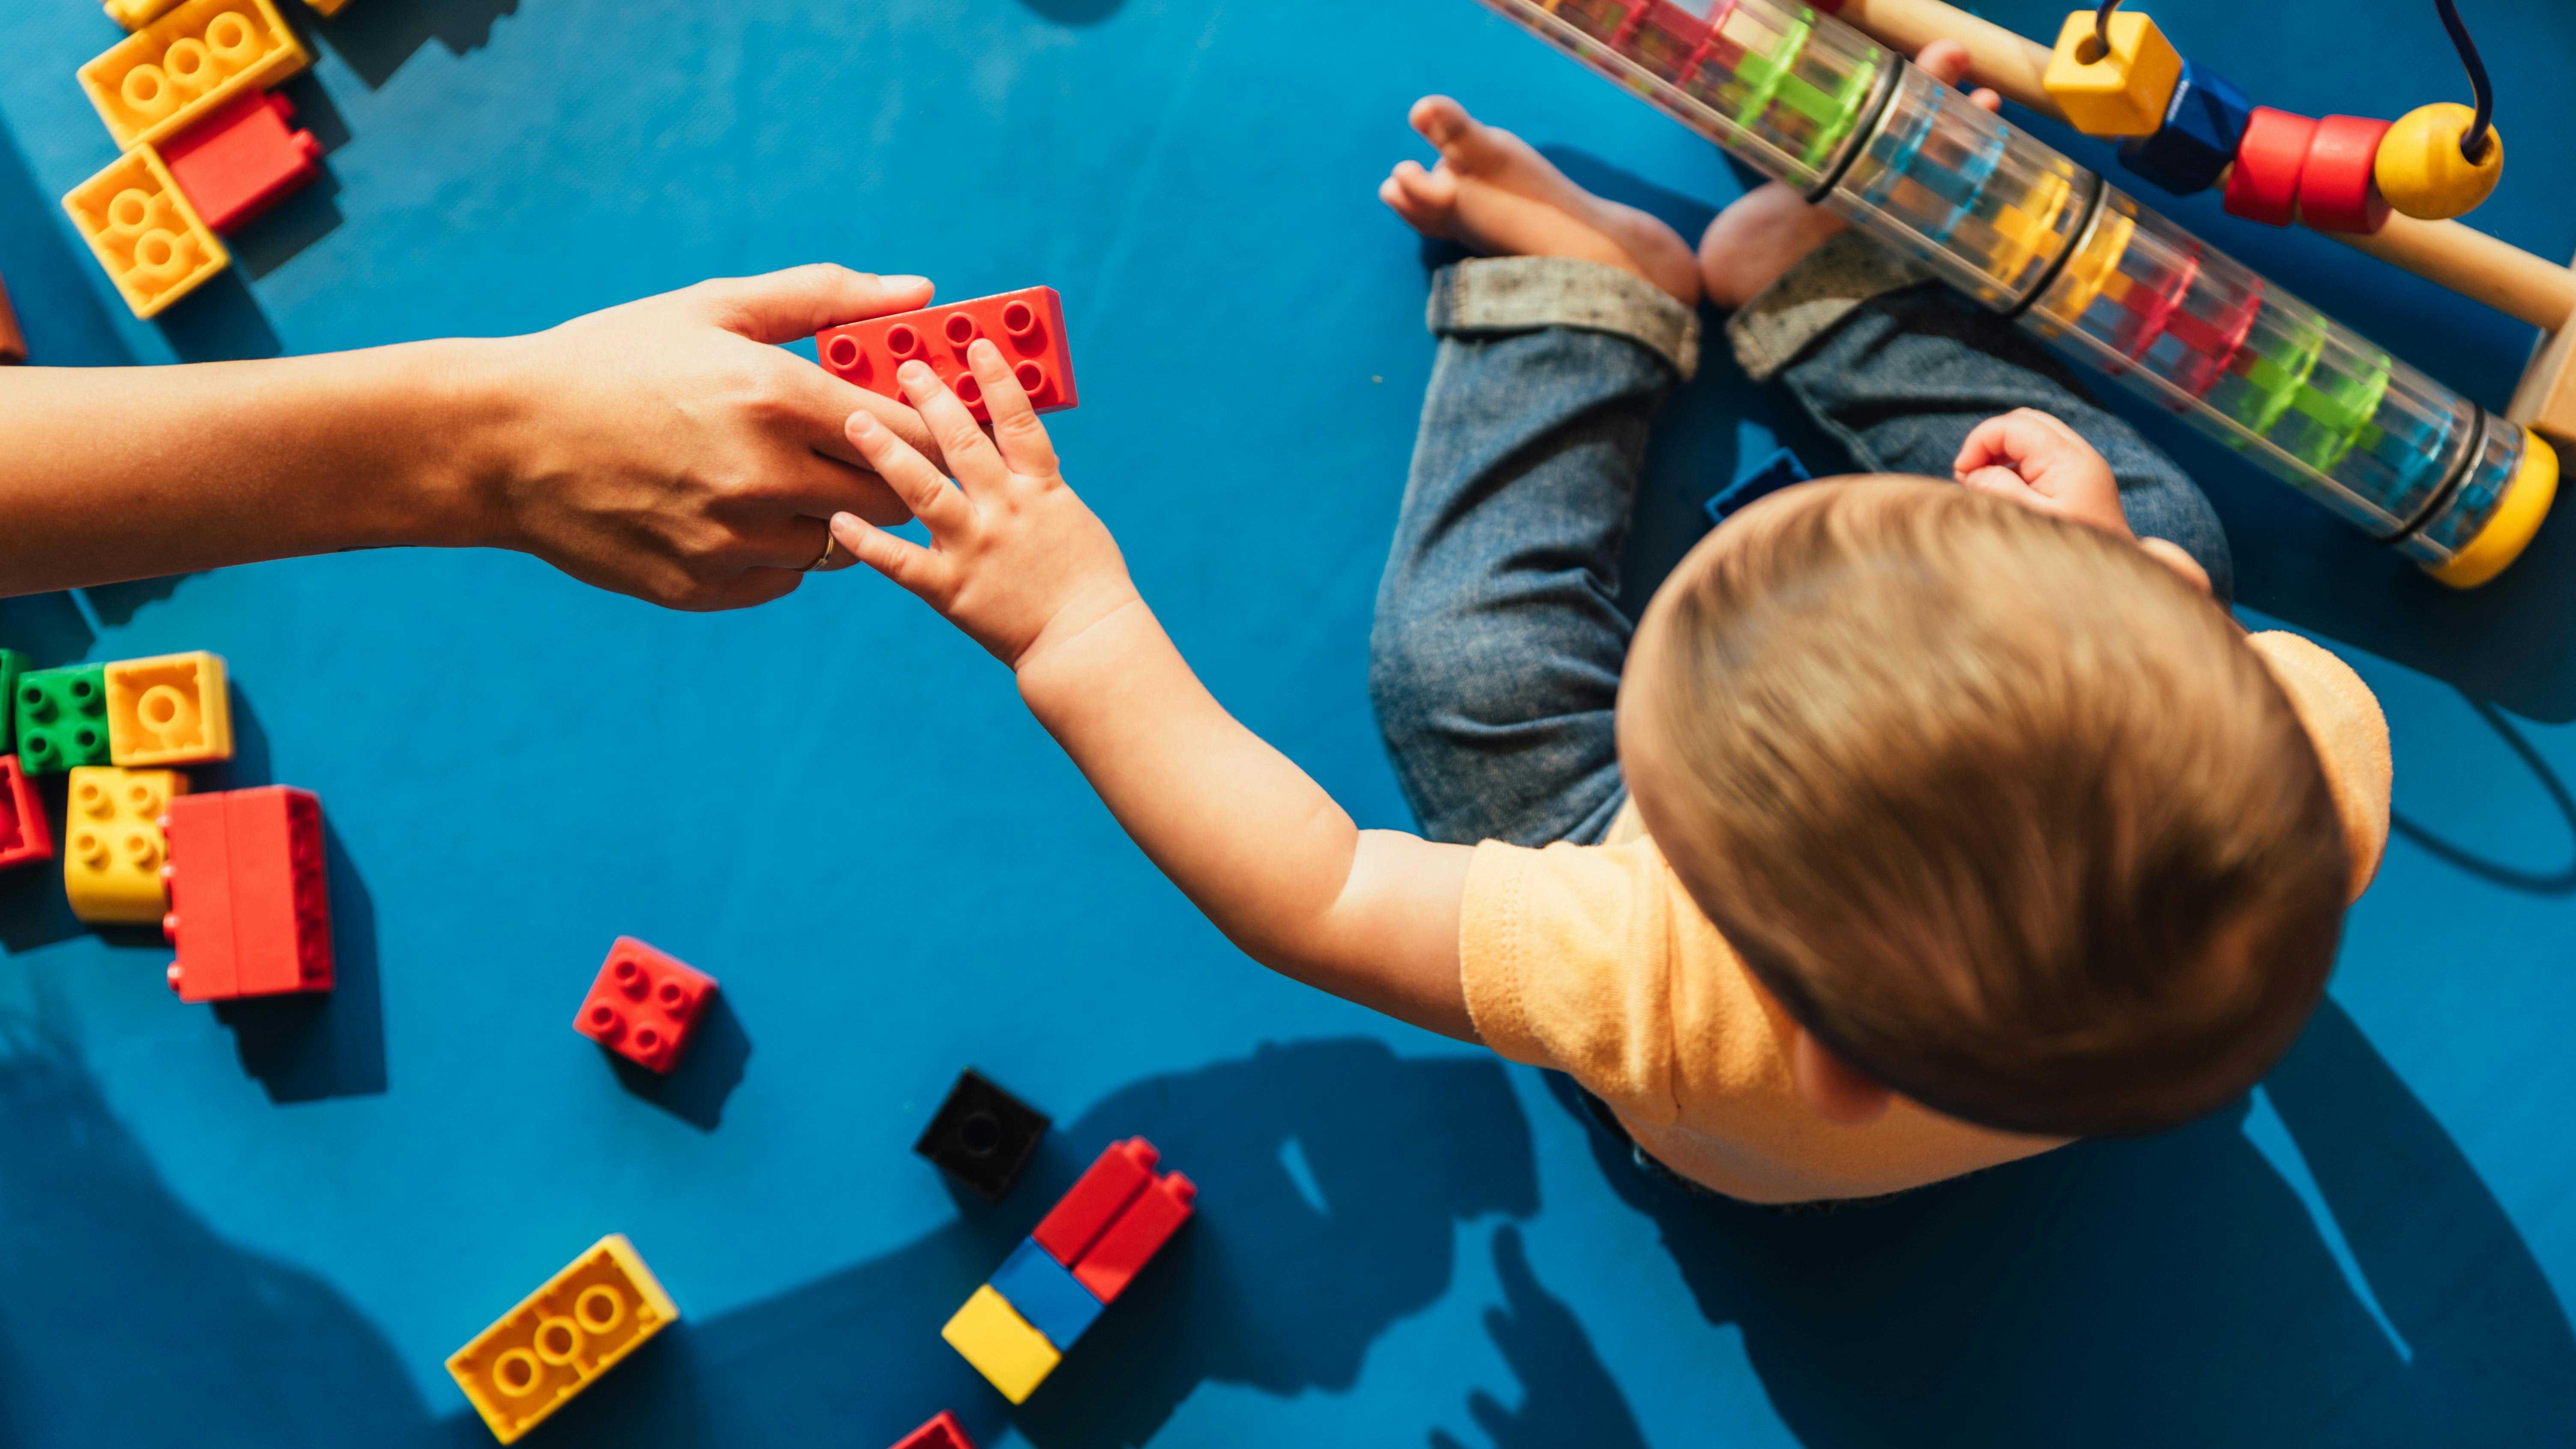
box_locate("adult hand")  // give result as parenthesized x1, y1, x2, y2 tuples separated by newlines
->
(470, 265, 944, 611)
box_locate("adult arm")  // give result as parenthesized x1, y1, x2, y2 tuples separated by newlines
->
(0, 265, 942, 610)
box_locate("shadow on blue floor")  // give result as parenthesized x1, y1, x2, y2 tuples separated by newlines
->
(0, 1034, 1534, 1448)
(1547, 999, 2576, 1446)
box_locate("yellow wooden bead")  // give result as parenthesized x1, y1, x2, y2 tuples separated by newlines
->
(2042, 9, 2182, 137)
(2375, 102, 2504, 220)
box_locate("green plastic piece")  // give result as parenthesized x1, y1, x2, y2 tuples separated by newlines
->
(0, 650, 23, 756)
(2290, 352, 2394, 471)
(1733, 16, 1811, 129)
(1796, 49, 1883, 166)
(15, 665, 109, 775)
(2236, 317, 2327, 438)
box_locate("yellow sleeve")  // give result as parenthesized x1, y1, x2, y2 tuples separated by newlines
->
(1457, 838, 1682, 1129)
(2247, 631, 2393, 899)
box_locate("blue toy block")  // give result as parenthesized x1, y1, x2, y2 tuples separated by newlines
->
(987, 1236, 1104, 1351)
(1703, 447, 1814, 525)
(2117, 60, 2253, 197)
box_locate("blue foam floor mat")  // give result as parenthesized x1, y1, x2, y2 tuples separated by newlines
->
(3, 0, 2575, 1443)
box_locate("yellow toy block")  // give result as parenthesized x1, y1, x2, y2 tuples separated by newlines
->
(447, 1234, 679, 1446)
(105, 651, 233, 767)
(78, 0, 309, 152)
(104, 0, 186, 31)
(941, 1283, 1061, 1404)
(62, 147, 230, 320)
(2042, 9, 2181, 137)
(63, 767, 187, 925)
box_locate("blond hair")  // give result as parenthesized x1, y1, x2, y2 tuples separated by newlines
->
(1641, 480, 2347, 1135)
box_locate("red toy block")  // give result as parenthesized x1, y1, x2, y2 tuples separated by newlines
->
(2222, 107, 2317, 228)
(815, 287, 1078, 424)
(1070, 1170, 1196, 1303)
(162, 786, 332, 1002)
(0, 755, 52, 870)
(575, 936, 716, 1073)
(2297, 114, 2394, 234)
(890, 1411, 978, 1449)
(1032, 1137, 1159, 1267)
(160, 90, 322, 234)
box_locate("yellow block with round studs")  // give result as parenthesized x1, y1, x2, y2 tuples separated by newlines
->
(2431, 429, 2557, 589)
(105, 651, 232, 767)
(77, 0, 309, 151)
(63, 767, 187, 924)
(2376, 102, 2505, 221)
(942, 1282, 1063, 1404)
(61, 148, 229, 320)
(447, 1235, 680, 1445)
(2042, 9, 2182, 137)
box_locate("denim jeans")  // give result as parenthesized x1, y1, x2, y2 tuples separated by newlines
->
(1369, 249, 2233, 851)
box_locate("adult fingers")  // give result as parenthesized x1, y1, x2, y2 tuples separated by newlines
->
(831, 511, 949, 603)
(845, 408, 975, 542)
(899, 361, 1009, 497)
(690, 265, 935, 345)
(964, 340, 1060, 480)
(762, 447, 914, 529)
(768, 352, 943, 480)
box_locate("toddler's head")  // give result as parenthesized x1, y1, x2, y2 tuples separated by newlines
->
(1619, 479, 2348, 1136)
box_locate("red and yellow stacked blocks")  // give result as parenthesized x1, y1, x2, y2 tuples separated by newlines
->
(942, 1137, 1196, 1403)
(63, 0, 336, 318)
(447, 1234, 679, 1444)
(3, 648, 337, 1003)
(2041, 9, 2504, 230)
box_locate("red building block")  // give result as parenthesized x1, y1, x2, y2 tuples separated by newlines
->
(1032, 1137, 1159, 1267)
(0, 755, 52, 871)
(815, 287, 1078, 423)
(1070, 1170, 1196, 1303)
(161, 786, 333, 1003)
(2297, 115, 2394, 234)
(575, 936, 716, 1073)
(890, 1411, 978, 1449)
(161, 90, 322, 234)
(2222, 107, 2317, 228)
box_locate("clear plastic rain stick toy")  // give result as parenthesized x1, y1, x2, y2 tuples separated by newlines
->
(1482, 0, 2556, 585)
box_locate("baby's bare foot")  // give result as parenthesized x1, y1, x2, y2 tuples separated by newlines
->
(1696, 40, 2000, 309)
(1380, 96, 1701, 307)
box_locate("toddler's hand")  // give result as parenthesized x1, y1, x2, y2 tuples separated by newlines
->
(832, 343, 1139, 671)
(1954, 408, 2130, 536)
(1955, 408, 2212, 595)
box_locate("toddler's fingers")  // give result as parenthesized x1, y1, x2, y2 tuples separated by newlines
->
(899, 361, 1009, 497)
(1959, 464, 2041, 507)
(831, 512, 947, 602)
(845, 408, 972, 540)
(1969, 86, 2002, 113)
(966, 340, 1061, 481)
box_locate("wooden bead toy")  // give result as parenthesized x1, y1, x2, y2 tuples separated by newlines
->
(2375, 101, 2504, 220)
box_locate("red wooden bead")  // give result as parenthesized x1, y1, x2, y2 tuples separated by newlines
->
(2223, 107, 2317, 227)
(2298, 114, 2394, 233)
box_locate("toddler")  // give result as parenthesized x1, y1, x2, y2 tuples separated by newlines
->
(825, 61, 2391, 1203)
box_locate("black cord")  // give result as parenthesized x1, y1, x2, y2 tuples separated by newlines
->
(2434, 0, 2497, 163)
(2092, 0, 2120, 59)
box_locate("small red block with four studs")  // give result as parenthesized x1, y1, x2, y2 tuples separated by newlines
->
(575, 936, 716, 1073)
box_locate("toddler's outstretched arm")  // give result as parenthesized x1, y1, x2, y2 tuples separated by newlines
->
(832, 344, 1478, 1040)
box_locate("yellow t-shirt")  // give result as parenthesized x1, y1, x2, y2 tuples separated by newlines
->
(1458, 631, 2393, 1204)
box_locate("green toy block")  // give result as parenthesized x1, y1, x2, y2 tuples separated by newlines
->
(0, 650, 23, 755)
(15, 665, 110, 775)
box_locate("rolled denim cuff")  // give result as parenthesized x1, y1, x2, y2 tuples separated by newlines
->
(1428, 256, 1699, 380)
(1725, 231, 1937, 382)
